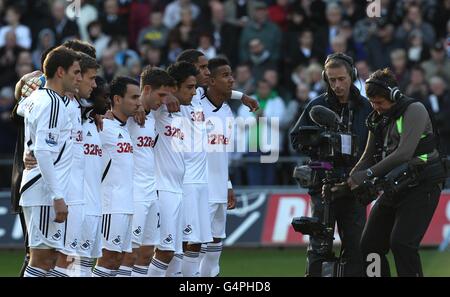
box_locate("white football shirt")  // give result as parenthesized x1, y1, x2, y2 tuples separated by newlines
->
(66, 98, 85, 205)
(180, 87, 208, 184)
(20, 88, 73, 206)
(127, 114, 157, 201)
(202, 94, 234, 203)
(152, 105, 186, 193)
(82, 112, 103, 216)
(100, 117, 134, 214)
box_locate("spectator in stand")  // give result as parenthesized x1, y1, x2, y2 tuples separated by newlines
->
(395, 4, 436, 48)
(263, 68, 290, 103)
(304, 62, 326, 99)
(421, 41, 450, 82)
(87, 21, 111, 60)
(365, 19, 401, 70)
(406, 29, 430, 64)
(239, 1, 281, 64)
(0, 30, 25, 87)
(238, 78, 286, 186)
(126, 0, 165, 50)
(197, 33, 216, 60)
(285, 2, 309, 33)
(338, 20, 366, 61)
(31, 29, 55, 70)
(268, 0, 289, 31)
(49, 0, 79, 44)
(315, 2, 342, 56)
(97, 48, 129, 84)
(340, 0, 365, 26)
(282, 82, 311, 155)
(163, 0, 200, 30)
(137, 10, 169, 50)
(390, 48, 410, 91)
(167, 7, 199, 49)
(142, 44, 167, 68)
(204, 0, 240, 66)
(100, 0, 127, 38)
(0, 5, 31, 49)
(354, 59, 371, 98)
(423, 76, 450, 155)
(283, 28, 323, 79)
(247, 38, 276, 82)
(0, 87, 16, 158)
(223, 0, 259, 29)
(229, 63, 255, 113)
(405, 65, 429, 100)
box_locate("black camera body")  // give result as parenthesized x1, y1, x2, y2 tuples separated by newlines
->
(293, 126, 358, 161)
(290, 106, 360, 277)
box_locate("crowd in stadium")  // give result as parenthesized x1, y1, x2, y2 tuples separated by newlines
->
(0, 0, 449, 187)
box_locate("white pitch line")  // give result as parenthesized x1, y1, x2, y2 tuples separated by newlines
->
(224, 211, 260, 246)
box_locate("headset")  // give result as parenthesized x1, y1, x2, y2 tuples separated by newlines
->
(365, 77, 403, 102)
(322, 53, 358, 83)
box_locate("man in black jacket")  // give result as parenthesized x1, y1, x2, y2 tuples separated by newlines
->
(349, 69, 447, 276)
(290, 53, 372, 276)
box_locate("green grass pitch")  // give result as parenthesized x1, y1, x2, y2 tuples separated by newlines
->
(0, 248, 449, 277)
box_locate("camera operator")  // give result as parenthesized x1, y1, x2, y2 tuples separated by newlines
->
(290, 53, 372, 276)
(348, 68, 447, 277)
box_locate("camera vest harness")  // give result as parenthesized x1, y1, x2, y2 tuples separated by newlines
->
(366, 97, 439, 164)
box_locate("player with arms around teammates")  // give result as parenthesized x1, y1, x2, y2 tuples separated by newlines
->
(119, 67, 176, 277)
(92, 77, 141, 277)
(18, 46, 81, 277)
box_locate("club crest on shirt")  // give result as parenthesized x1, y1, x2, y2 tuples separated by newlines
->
(163, 234, 173, 244)
(183, 225, 192, 235)
(70, 239, 78, 249)
(112, 235, 122, 245)
(51, 230, 62, 241)
(133, 226, 142, 236)
(45, 132, 59, 146)
(80, 240, 91, 250)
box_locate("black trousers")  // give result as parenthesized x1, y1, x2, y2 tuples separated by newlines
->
(360, 183, 441, 277)
(306, 192, 366, 277)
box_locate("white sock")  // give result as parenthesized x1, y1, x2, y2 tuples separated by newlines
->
(116, 265, 132, 277)
(148, 258, 169, 277)
(71, 257, 94, 277)
(24, 266, 47, 277)
(92, 266, 113, 277)
(182, 251, 200, 277)
(131, 265, 148, 277)
(48, 266, 69, 277)
(200, 242, 222, 277)
(198, 244, 207, 271)
(166, 253, 183, 277)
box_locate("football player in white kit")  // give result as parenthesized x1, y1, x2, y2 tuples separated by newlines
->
(77, 77, 110, 277)
(119, 67, 175, 277)
(19, 47, 82, 277)
(175, 50, 258, 276)
(93, 77, 141, 277)
(199, 57, 236, 277)
(166, 61, 208, 277)
(147, 65, 196, 277)
(50, 53, 99, 277)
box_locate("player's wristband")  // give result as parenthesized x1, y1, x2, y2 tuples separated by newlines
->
(231, 90, 243, 100)
(227, 180, 233, 189)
